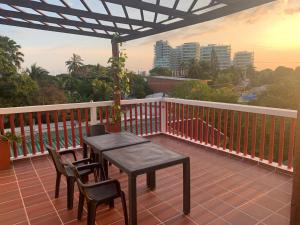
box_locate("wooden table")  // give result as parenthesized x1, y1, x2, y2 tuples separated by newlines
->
(103, 142, 190, 225)
(83, 132, 150, 177)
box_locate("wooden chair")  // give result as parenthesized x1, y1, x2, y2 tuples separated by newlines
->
(46, 145, 104, 210)
(68, 162, 128, 225)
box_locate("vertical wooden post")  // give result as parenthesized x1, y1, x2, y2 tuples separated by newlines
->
(290, 89, 300, 225)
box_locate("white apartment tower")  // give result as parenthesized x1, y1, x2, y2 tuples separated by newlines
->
(233, 51, 254, 71)
(200, 44, 231, 70)
(154, 40, 172, 68)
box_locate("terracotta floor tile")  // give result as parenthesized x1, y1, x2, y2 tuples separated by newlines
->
(0, 198, 23, 214)
(137, 210, 161, 225)
(0, 189, 20, 203)
(239, 202, 272, 221)
(266, 189, 291, 204)
(223, 209, 258, 225)
(263, 213, 290, 225)
(207, 218, 231, 225)
(23, 193, 49, 207)
(218, 192, 248, 208)
(164, 214, 196, 225)
(202, 198, 234, 217)
(26, 201, 56, 220)
(0, 208, 27, 225)
(20, 184, 44, 198)
(167, 195, 198, 211)
(253, 195, 285, 212)
(149, 202, 179, 222)
(277, 204, 290, 218)
(96, 208, 123, 225)
(0, 181, 18, 193)
(30, 212, 62, 225)
(189, 205, 217, 225)
(0, 175, 16, 184)
(138, 192, 162, 209)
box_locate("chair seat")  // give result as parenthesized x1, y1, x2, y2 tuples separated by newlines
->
(86, 182, 119, 202)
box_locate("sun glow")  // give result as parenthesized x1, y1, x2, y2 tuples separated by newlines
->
(262, 14, 300, 50)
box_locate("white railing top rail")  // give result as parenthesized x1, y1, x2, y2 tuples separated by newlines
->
(164, 98, 298, 119)
(0, 98, 163, 115)
(0, 97, 297, 119)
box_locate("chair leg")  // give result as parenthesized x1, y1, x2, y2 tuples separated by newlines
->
(78, 193, 84, 220)
(67, 177, 75, 210)
(55, 172, 61, 198)
(120, 192, 129, 225)
(87, 202, 97, 225)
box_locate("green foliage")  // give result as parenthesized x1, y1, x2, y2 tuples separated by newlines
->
(171, 81, 239, 103)
(187, 59, 212, 79)
(0, 74, 39, 107)
(213, 66, 243, 86)
(65, 53, 84, 75)
(92, 79, 113, 101)
(149, 67, 172, 77)
(128, 73, 152, 98)
(0, 132, 22, 143)
(0, 36, 24, 76)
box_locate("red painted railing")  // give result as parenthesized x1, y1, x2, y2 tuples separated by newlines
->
(164, 98, 297, 171)
(0, 97, 297, 172)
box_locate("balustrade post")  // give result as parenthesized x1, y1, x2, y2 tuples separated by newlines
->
(161, 99, 166, 133)
(90, 101, 97, 125)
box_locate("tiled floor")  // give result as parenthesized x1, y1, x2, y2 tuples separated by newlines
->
(0, 134, 292, 225)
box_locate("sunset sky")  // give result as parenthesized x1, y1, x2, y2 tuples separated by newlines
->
(0, 0, 299, 75)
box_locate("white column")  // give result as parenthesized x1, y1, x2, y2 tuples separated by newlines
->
(90, 101, 97, 125)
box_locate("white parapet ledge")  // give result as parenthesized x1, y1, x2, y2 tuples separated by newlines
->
(0, 97, 163, 115)
(163, 97, 298, 119)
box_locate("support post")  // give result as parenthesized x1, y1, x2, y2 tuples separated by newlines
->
(161, 98, 166, 133)
(89, 101, 97, 125)
(290, 87, 300, 225)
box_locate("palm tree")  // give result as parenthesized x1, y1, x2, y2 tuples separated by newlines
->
(65, 53, 84, 74)
(26, 63, 49, 80)
(0, 36, 24, 73)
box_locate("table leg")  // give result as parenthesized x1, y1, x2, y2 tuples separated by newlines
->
(128, 175, 137, 225)
(103, 158, 109, 180)
(83, 143, 88, 158)
(183, 158, 190, 215)
(146, 171, 156, 190)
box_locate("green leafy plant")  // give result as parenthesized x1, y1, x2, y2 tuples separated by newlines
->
(108, 35, 130, 125)
(0, 132, 21, 143)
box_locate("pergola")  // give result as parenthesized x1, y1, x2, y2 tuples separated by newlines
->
(1, 1, 299, 225)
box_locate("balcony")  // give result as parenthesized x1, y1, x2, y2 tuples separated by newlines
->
(0, 97, 295, 225)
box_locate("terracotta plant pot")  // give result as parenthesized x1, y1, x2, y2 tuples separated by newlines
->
(0, 140, 11, 170)
(107, 123, 121, 133)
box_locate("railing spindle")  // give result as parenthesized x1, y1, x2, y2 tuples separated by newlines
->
(150, 102, 153, 134)
(229, 111, 235, 152)
(211, 109, 215, 146)
(46, 112, 52, 147)
(259, 114, 266, 160)
(268, 116, 275, 164)
(181, 104, 184, 137)
(243, 112, 249, 156)
(9, 114, 17, 158)
(154, 102, 158, 133)
(99, 107, 103, 124)
(236, 112, 242, 153)
(217, 110, 221, 148)
(130, 105, 133, 133)
(37, 112, 44, 153)
(19, 113, 27, 156)
(124, 108, 127, 131)
(223, 110, 228, 150)
(70, 110, 76, 148)
(62, 111, 68, 149)
(205, 108, 209, 145)
(278, 118, 285, 166)
(77, 109, 83, 146)
(84, 109, 89, 135)
(159, 102, 162, 132)
(135, 104, 138, 135)
(288, 119, 296, 169)
(145, 103, 148, 135)
(200, 107, 204, 143)
(191, 106, 194, 140)
(29, 112, 36, 154)
(251, 114, 257, 158)
(186, 105, 189, 139)
(140, 103, 143, 136)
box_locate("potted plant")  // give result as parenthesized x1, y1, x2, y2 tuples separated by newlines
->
(107, 36, 130, 133)
(0, 132, 21, 170)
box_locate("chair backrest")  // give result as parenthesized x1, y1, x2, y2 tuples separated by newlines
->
(46, 145, 66, 175)
(88, 124, 106, 137)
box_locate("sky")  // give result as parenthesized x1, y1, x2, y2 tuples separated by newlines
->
(0, 0, 299, 75)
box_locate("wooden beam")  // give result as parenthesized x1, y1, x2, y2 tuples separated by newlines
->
(0, 0, 163, 28)
(0, 18, 112, 39)
(120, 0, 275, 42)
(0, 9, 138, 35)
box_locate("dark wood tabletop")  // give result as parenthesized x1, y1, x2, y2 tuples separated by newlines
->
(83, 131, 150, 154)
(103, 142, 190, 225)
(102, 142, 188, 175)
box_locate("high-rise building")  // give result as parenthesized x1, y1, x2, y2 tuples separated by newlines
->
(154, 40, 172, 68)
(233, 51, 254, 71)
(200, 44, 231, 70)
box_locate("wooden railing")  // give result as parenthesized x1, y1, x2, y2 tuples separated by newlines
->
(164, 98, 297, 171)
(0, 97, 297, 171)
(0, 98, 162, 159)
